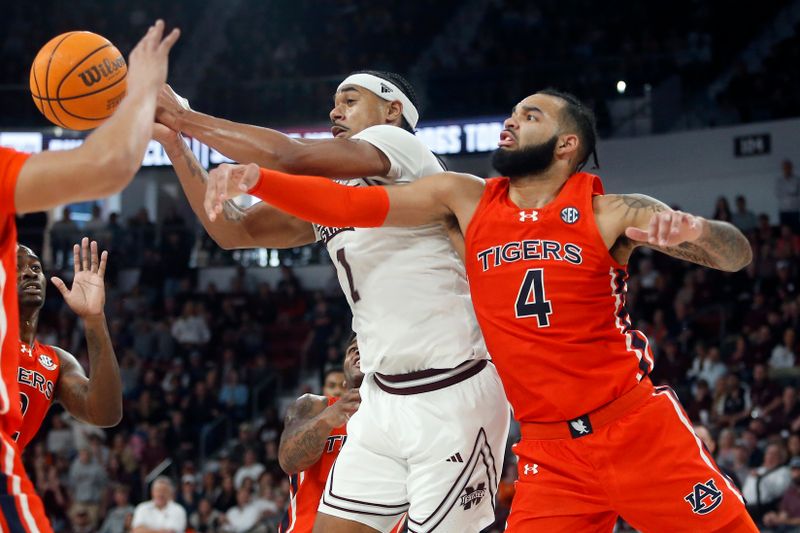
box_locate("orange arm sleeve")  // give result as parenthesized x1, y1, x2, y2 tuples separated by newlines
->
(249, 168, 390, 228)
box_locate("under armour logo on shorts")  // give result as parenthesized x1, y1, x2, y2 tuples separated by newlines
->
(523, 463, 539, 475)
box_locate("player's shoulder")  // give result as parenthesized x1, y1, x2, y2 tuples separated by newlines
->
(285, 393, 328, 421)
(593, 193, 669, 217)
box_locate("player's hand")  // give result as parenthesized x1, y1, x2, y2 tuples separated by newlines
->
(152, 122, 182, 149)
(51, 238, 107, 319)
(625, 210, 705, 248)
(204, 163, 260, 221)
(156, 84, 190, 131)
(322, 389, 361, 427)
(126, 20, 180, 97)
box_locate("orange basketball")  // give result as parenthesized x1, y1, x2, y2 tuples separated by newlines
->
(30, 31, 127, 131)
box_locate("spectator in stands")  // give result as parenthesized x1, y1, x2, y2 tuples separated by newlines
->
(214, 475, 237, 512)
(50, 207, 78, 268)
(234, 448, 265, 490)
(84, 203, 109, 242)
(743, 442, 791, 520)
(689, 345, 727, 390)
(769, 387, 800, 435)
(46, 414, 75, 457)
(713, 196, 733, 222)
(176, 474, 201, 518)
(219, 369, 249, 421)
(770, 328, 797, 370)
(223, 486, 269, 533)
(715, 373, 752, 428)
(695, 425, 742, 486)
(732, 195, 758, 234)
(68, 447, 108, 530)
(99, 484, 135, 533)
(763, 456, 800, 530)
(751, 363, 783, 417)
(776, 159, 800, 231)
(190, 497, 224, 532)
(171, 301, 211, 348)
(132, 476, 187, 533)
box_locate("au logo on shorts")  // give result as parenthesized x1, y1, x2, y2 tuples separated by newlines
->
(460, 482, 486, 510)
(684, 479, 723, 514)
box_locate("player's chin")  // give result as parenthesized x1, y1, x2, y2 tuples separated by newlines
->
(20, 295, 43, 306)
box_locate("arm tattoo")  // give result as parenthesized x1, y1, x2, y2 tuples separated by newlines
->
(279, 397, 331, 473)
(609, 194, 752, 271)
(179, 143, 245, 222)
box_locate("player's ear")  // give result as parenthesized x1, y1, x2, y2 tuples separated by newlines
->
(556, 133, 579, 157)
(385, 100, 403, 125)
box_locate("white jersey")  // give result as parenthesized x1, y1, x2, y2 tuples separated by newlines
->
(313, 125, 487, 374)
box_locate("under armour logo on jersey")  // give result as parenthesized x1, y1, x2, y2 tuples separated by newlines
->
(519, 210, 539, 222)
(380, 82, 393, 94)
(684, 479, 723, 515)
(38, 354, 57, 371)
(567, 415, 593, 438)
(561, 206, 580, 224)
(523, 463, 539, 475)
(20, 345, 30, 355)
(446, 452, 464, 463)
(460, 483, 487, 510)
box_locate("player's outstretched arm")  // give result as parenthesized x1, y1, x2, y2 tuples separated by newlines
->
(278, 390, 360, 474)
(203, 163, 480, 230)
(157, 85, 390, 177)
(14, 21, 180, 214)
(153, 124, 315, 249)
(51, 238, 121, 426)
(600, 194, 752, 271)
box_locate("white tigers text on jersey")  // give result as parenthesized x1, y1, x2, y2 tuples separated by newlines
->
(313, 125, 487, 374)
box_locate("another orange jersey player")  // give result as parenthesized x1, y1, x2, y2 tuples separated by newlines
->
(277, 337, 406, 533)
(0, 20, 178, 533)
(205, 89, 759, 532)
(16, 240, 121, 451)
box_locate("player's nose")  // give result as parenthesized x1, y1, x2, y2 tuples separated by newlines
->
(330, 105, 344, 123)
(503, 116, 518, 130)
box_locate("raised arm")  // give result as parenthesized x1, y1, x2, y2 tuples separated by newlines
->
(278, 391, 360, 474)
(157, 86, 390, 177)
(14, 21, 180, 214)
(597, 193, 752, 271)
(153, 125, 315, 249)
(203, 163, 482, 231)
(51, 239, 121, 426)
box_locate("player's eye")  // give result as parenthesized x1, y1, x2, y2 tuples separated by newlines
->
(346, 99, 356, 105)
(527, 114, 536, 121)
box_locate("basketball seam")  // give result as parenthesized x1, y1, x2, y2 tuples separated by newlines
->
(30, 56, 45, 116)
(55, 42, 121, 99)
(36, 71, 127, 102)
(52, 76, 127, 122)
(43, 32, 75, 129)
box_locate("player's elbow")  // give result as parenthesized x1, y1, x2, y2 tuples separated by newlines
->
(278, 451, 298, 475)
(726, 244, 753, 272)
(92, 401, 123, 427)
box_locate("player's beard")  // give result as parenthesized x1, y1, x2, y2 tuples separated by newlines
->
(491, 135, 558, 178)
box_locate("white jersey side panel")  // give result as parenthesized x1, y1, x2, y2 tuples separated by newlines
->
(314, 125, 487, 374)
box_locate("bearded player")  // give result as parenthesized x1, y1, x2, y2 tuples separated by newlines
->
(0, 20, 178, 532)
(16, 240, 120, 451)
(206, 89, 757, 531)
(156, 70, 509, 533)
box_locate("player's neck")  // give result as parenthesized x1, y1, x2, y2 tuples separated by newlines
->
(19, 309, 39, 347)
(508, 169, 570, 209)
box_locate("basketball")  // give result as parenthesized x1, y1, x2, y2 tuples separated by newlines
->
(29, 31, 127, 131)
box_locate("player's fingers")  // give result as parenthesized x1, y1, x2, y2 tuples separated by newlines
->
(81, 237, 91, 271)
(205, 170, 219, 220)
(159, 28, 181, 54)
(98, 251, 108, 280)
(150, 20, 165, 45)
(624, 227, 649, 242)
(647, 214, 658, 245)
(50, 277, 69, 297)
(72, 244, 81, 274)
(218, 166, 231, 201)
(655, 212, 671, 246)
(89, 240, 99, 273)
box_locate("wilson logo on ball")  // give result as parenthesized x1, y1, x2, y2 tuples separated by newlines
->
(78, 56, 126, 87)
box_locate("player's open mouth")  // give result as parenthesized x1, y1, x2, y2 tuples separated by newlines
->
(498, 131, 516, 147)
(331, 125, 348, 137)
(22, 283, 41, 294)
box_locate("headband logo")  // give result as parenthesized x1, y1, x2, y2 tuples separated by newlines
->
(380, 83, 393, 94)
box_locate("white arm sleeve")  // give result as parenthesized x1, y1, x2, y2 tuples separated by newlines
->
(351, 125, 428, 183)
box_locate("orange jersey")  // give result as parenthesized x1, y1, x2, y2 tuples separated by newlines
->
(14, 341, 59, 450)
(280, 396, 347, 533)
(0, 147, 30, 436)
(279, 396, 405, 533)
(464, 173, 654, 423)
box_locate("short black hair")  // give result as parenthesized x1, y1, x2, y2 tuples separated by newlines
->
(537, 88, 598, 172)
(350, 70, 420, 133)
